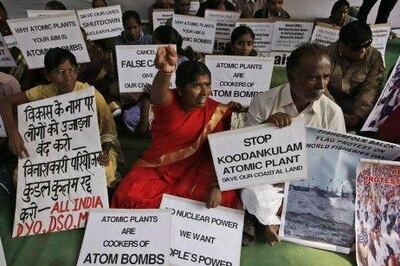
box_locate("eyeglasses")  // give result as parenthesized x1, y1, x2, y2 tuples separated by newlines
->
(348, 38, 372, 51)
(52, 67, 78, 77)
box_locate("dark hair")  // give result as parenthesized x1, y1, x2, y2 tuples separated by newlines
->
(0, 2, 5, 11)
(45, 1, 67, 10)
(330, 0, 350, 16)
(153, 25, 184, 53)
(122, 10, 141, 27)
(339, 21, 372, 46)
(176, 61, 211, 89)
(92, 0, 107, 8)
(224, 25, 257, 56)
(44, 47, 77, 73)
(286, 43, 329, 81)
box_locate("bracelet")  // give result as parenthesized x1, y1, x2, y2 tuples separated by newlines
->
(160, 69, 174, 75)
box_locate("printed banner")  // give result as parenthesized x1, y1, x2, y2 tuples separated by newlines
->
(77, 209, 170, 265)
(172, 14, 216, 54)
(0, 33, 16, 67)
(152, 9, 174, 30)
(77, 5, 123, 41)
(160, 194, 244, 266)
(204, 10, 240, 53)
(208, 119, 307, 191)
(362, 55, 400, 132)
(268, 51, 290, 67)
(26, 10, 75, 18)
(310, 23, 339, 47)
(205, 55, 274, 106)
(271, 20, 314, 51)
(116, 45, 176, 93)
(235, 19, 274, 54)
(280, 127, 400, 253)
(7, 13, 90, 69)
(355, 159, 400, 266)
(13, 87, 109, 237)
(371, 23, 391, 65)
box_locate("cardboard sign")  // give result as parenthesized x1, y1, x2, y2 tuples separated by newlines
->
(26, 10, 75, 18)
(310, 23, 339, 47)
(371, 23, 391, 64)
(189, 1, 200, 16)
(235, 19, 274, 54)
(77, 209, 171, 266)
(268, 51, 290, 67)
(77, 5, 124, 41)
(172, 14, 216, 54)
(208, 119, 307, 191)
(0, 33, 16, 67)
(13, 87, 109, 237)
(280, 127, 400, 253)
(205, 55, 274, 106)
(0, 115, 6, 137)
(204, 10, 240, 53)
(152, 9, 174, 30)
(271, 20, 314, 51)
(3, 35, 18, 49)
(116, 45, 176, 93)
(7, 14, 90, 69)
(160, 195, 244, 266)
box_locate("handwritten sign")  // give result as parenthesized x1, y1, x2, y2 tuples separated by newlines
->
(310, 23, 339, 47)
(0, 33, 16, 67)
(271, 21, 314, 51)
(77, 209, 170, 265)
(172, 14, 216, 54)
(13, 87, 108, 237)
(371, 23, 390, 64)
(77, 5, 123, 41)
(7, 13, 90, 69)
(208, 120, 307, 191)
(3, 35, 18, 49)
(152, 9, 174, 31)
(160, 195, 244, 266)
(27, 10, 75, 18)
(235, 19, 274, 54)
(204, 10, 240, 53)
(268, 51, 290, 67)
(206, 55, 274, 106)
(189, 1, 200, 16)
(116, 45, 176, 93)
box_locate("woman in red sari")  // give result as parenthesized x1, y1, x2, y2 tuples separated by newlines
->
(112, 46, 240, 209)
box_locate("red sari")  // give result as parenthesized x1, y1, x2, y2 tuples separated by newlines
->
(112, 92, 240, 209)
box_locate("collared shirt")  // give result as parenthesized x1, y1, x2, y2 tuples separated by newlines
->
(0, 72, 20, 97)
(245, 83, 346, 132)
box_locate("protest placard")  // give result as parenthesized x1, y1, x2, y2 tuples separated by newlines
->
(7, 13, 90, 69)
(27, 10, 75, 18)
(371, 24, 391, 64)
(116, 45, 176, 93)
(280, 127, 400, 253)
(362, 55, 400, 132)
(0, 115, 6, 137)
(208, 119, 307, 191)
(0, 33, 16, 67)
(172, 14, 216, 54)
(355, 159, 400, 266)
(77, 5, 123, 41)
(189, 1, 200, 16)
(0, 239, 5, 266)
(204, 10, 240, 53)
(13, 87, 109, 237)
(205, 55, 274, 106)
(77, 209, 170, 266)
(152, 9, 174, 31)
(270, 20, 314, 51)
(3, 35, 18, 49)
(268, 51, 290, 67)
(235, 19, 274, 54)
(310, 23, 339, 47)
(160, 194, 244, 266)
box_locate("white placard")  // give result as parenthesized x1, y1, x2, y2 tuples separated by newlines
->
(77, 5, 123, 41)
(208, 119, 307, 191)
(0, 115, 6, 137)
(77, 209, 171, 266)
(204, 10, 240, 53)
(152, 9, 174, 31)
(0, 33, 16, 67)
(268, 51, 290, 67)
(0, 239, 5, 266)
(3, 35, 18, 49)
(13, 87, 109, 237)
(189, 1, 200, 16)
(7, 14, 90, 69)
(160, 195, 244, 266)
(235, 20, 274, 53)
(371, 23, 391, 64)
(205, 55, 274, 106)
(27, 10, 75, 18)
(116, 45, 176, 93)
(271, 21, 314, 51)
(310, 23, 339, 47)
(172, 14, 216, 54)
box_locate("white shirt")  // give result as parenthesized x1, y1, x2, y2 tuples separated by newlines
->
(245, 83, 346, 133)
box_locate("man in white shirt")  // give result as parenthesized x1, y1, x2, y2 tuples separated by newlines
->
(243, 43, 346, 245)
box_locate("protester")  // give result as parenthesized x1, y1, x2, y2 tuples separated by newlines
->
(115, 10, 152, 46)
(0, 2, 11, 36)
(196, 0, 236, 17)
(224, 25, 257, 56)
(0, 48, 120, 188)
(357, 0, 398, 24)
(45, 0, 67, 10)
(174, 0, 191, 15)
(148, 0, 174, 32)
(92, 0, 107, 8)
(318, 0, 355, 27)
(112, 46, 241, 209)
(253, 0, 290, 19)
(244, 43, 346, 245)
(326, 21, 384, 131)
(234, 0, 264, 18)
